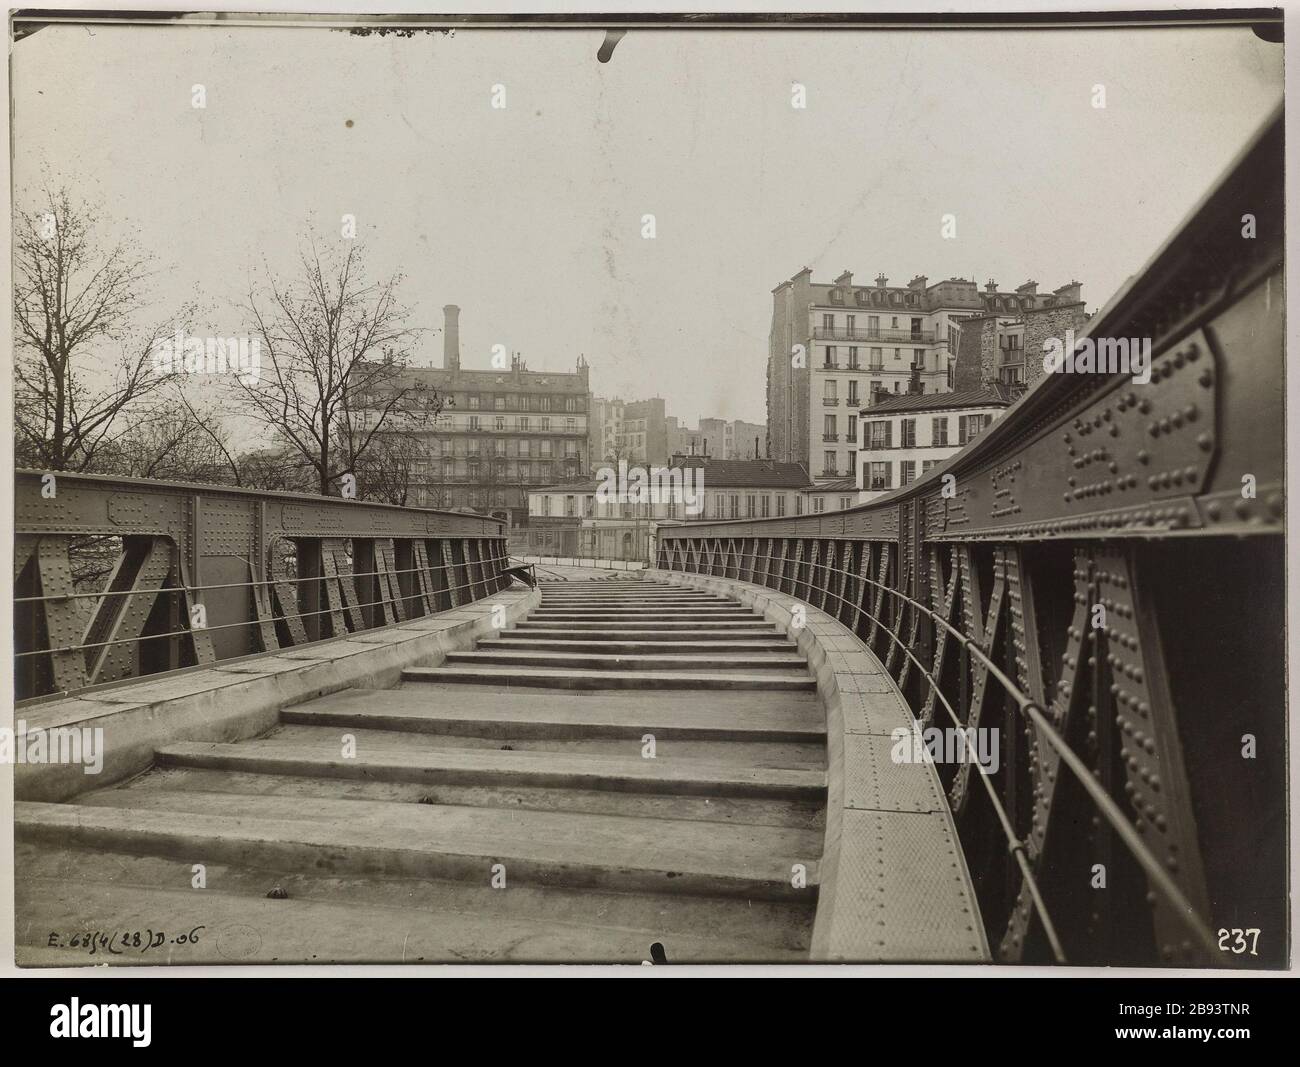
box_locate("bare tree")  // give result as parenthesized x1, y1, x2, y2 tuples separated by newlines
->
(104, 391, 242, 485)
(235, 238, 441, 496)
(12, 184, 191, 471)
(353, 430, 430, 506)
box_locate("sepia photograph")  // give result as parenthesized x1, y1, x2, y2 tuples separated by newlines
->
(2, 4, 1290, 992)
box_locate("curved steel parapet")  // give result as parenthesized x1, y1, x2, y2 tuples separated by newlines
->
(656, 109, 1285, 967)
(648, 567, 989, 962)
(14, 471, 511, 700)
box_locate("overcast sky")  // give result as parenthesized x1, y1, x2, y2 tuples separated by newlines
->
(11, 22, 1282, 427)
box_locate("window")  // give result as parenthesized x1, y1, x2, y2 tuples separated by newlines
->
(913, 349, 925, 368)
(746, 494, 756, 517)
(495, 415, 505, 431)
(830, 289, 843, 304)
(911, 317, 923, 337)
(565, 495, 576, 517)
(1000, 364, 1024, 385)
(894, 348, 902, 361)
(728, 494, 739, 519)
(869, 379, 883, 397)
(846, 314, 855, 335)
(776, 494, 786, 517)
(761, 495, 771, 518)
(494, 396, 505, 410)
(891, 316, 899, 328)
(823, 313, 834, 330)
(848, 346, 860, 369)
(959, 413, 988, 444)
(869, 462, 890, 491)
(541, 495, 551, 517)
(519, 416, 530, 432)
(824, 346, 837, 368)
(566, 417, 577, 433)
(867, 421, 892, 449)
(813, 497, 825, 513)
(847, 415, 858, 443)
(847, 452, 856, 476)
(823, 414, 837, 439)
(868, 316, 879, 334)
(847, 380, 859, 405)
(823, 380, 838, 402)
(840, 497, 852, 510)
(823, 450, 837, 474)
(900, 460, 916, 486)
(540, 416, 550, 431)
(901, 419, 916, 448)
(921, 459, 937, 473)
(869, 348, 883, 370)
(932, 416, 949, 446)
(796, 495, 804, 515)
(468, 415, 480, 431)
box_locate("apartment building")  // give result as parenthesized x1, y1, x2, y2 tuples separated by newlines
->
(768, 268, 1083, 479)
(367, 305, 590, 526)
(589, 396, 669, 467)
(856, 388, 1014, 502)
(666, 416, 768, 460)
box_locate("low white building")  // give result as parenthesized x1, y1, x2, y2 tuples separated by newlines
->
(856, 388, 1014, 502)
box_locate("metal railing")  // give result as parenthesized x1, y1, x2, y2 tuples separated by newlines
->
(657, 109, 1285, 967)
(15, 471, 512, 701)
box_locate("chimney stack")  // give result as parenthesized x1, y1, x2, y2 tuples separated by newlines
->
(443, 305, 461, 371)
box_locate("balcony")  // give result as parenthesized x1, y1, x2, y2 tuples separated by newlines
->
(822, 433, 839, 442)
(814, 327, 937, 344)
(822, 397, 840, 406)
(820, 469, 840, 479)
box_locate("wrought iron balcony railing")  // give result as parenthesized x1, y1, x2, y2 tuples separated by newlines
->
(814, 327, 937, 343)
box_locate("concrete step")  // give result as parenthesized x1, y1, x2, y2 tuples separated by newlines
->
(98, 764, 827, 829)
(538, 592, 725, 600)
(513, 620, 776, 633)
(527, 611, 758, 622)
(16, 843, 814, 964)
(506, 625, 780, 641)
(445, 649, 807, 672)
(151, 740, 827, 799)
(482, 636, 793, 653)
(241, 724, 826, 768)
(404, 664, 817, 691)
(284, 687, 825, 742)
(16, 795, 821, 900)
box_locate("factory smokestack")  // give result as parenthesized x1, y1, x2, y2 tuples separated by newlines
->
(443, 304, 461, 371)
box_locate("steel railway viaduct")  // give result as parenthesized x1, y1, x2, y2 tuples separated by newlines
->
(11, 112, 1284, 966)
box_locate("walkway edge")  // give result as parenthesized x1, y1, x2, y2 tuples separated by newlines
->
(644, 568, 991, 963)
(14, 587, 540, 803)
